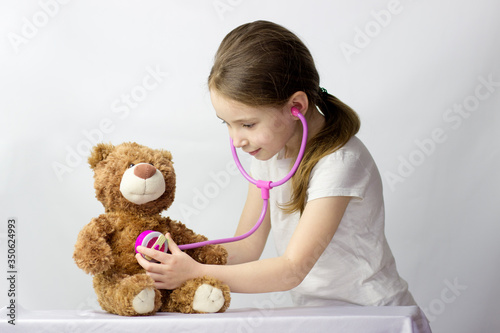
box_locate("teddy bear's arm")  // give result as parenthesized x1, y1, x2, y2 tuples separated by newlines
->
(166, 219, 228, 265)
(188, 244, 228, 265)
(73, 215, 115, 275)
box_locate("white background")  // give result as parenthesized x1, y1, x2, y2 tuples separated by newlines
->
(1, 0, 499, 332)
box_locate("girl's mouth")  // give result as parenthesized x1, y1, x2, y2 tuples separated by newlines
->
(249, 148, 261, 156)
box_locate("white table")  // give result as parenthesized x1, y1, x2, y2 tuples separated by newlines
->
(0, 305, 432, 332)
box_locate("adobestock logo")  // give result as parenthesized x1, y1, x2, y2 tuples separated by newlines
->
(213, 0, 244, 21)
(422, 277, 467, 322)
(7, 0, 72, 55)
(384, 73, 500, 191)
(235, 293, 289, 333)
(177, 159, 243, 224)
(52, 65, 168, 182)
(340, 0, 409, 64)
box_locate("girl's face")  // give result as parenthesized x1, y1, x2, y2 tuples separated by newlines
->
(210, 90, 298, 161)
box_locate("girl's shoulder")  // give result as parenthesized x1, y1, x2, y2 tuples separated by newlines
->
(321, 136, 373, 164)
(308, 136, 380, 201)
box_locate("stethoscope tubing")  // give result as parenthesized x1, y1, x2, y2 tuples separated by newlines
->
(178, 107, 307, 251)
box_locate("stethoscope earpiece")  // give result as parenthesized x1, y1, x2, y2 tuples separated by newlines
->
(291, 106, 301, 117)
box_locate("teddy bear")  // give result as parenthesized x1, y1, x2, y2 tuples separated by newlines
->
(73, 142, 231, 316)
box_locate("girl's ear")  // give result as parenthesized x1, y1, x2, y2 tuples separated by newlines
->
(88, 143, 115, 169)
(288, 91, 309, 117)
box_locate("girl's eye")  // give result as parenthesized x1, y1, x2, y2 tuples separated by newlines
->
(243, 123, 255, 128)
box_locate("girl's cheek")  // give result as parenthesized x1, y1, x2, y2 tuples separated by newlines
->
(260, 130, 276, 143)
(272, 118, 288, 133)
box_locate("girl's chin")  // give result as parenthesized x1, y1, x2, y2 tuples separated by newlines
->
(252, 150, 278, 161)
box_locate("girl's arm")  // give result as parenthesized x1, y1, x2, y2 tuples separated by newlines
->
(137, 195, 350, 293)
(223, 183, 271, 265)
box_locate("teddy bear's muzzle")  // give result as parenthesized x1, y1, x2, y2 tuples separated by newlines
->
(119, 163, 166, 205)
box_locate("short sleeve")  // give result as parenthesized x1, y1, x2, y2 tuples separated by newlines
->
(306, 148, 374, 202)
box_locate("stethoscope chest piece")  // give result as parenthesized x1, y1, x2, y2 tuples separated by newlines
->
(135, 230, 168, 262)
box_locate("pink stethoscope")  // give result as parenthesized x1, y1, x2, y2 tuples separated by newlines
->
(136, 107, 308, 258)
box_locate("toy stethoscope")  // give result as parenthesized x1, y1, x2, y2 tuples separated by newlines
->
(135, 107, 307, 260)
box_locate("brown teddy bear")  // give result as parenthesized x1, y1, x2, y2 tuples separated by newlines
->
(73, 142, 231, 316)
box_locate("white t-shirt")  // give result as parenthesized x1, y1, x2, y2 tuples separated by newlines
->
(251, 136, 416, 306)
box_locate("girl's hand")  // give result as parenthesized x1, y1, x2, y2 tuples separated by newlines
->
(135, 233, 201, 290)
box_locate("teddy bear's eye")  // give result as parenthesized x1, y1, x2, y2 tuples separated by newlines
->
(128, 163, 135, 168)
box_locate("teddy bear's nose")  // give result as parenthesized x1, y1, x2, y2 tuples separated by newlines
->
(134, 164, 157, 179)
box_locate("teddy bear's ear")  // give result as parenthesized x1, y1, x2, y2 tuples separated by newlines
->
(88, 143, 115, 169)
(162, 149, 173, 162)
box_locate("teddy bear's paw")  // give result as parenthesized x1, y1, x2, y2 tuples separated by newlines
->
(192, 283, 225, 313)
(132, 288, 156, 314)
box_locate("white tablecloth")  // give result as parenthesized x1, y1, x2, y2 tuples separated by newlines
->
(0, 305, 432, 333)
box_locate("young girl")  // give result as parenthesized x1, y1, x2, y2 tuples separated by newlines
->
(137, 20, 416, 307)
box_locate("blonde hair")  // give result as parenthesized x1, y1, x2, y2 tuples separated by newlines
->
(208, 20, 360, 214)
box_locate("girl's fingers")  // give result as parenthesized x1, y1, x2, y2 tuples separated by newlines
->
(165, 233, 181, 254)
(136, 246, 169, 265)
(145, 271, 164, 282)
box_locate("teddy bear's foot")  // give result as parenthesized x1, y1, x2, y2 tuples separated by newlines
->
(93, 273, 162, 316)
(192, 284, 225, 313)
(161, 276, 230, 314)
(132, 288, 156, 314)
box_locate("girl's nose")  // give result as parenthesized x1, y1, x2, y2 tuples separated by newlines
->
(231, 130, 248, 148)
